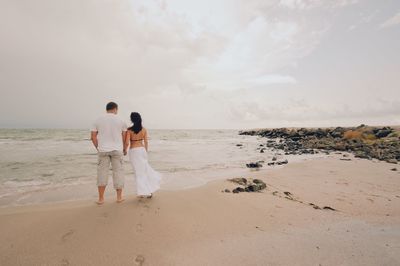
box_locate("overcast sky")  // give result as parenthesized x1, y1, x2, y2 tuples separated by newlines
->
(0, 0, 399, 129)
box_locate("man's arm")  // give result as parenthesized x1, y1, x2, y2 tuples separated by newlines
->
(91, 131, 99, 151)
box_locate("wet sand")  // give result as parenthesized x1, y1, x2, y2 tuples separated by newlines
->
(1, 157, 399, 265)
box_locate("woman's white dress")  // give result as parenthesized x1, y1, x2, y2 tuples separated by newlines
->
(129, 147, 161, 196)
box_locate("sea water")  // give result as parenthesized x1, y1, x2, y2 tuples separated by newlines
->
(0, 129, 325, 206)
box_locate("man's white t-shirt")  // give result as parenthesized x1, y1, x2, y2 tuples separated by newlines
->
(91, 113, 128, 152)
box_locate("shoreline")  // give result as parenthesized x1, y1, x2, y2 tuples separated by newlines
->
(1, 157, 399, 265)
(0, 152, 331, 208)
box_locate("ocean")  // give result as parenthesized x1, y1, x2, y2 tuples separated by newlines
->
(0, 129, 325, 207)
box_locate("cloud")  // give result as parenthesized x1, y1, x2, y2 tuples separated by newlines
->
(380, 11, 400, 28)
(279, 0, 359, 10)
(0, 0, 398, 129)
(247, 75, 297, 85)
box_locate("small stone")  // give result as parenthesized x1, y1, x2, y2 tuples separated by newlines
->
(246, 162, 263, 168)
(224, 189, 231, 193)
(272, 156, 277, 161)
(386, 159, 397, 164)
(390, 168, 397, 171)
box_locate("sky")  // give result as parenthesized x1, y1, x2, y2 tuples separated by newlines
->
(0, 0, 399, 129)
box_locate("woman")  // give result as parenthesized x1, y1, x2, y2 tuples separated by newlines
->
(124, 112, 161, 198)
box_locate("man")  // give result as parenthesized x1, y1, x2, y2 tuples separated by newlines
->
(91, 102, 128, 205)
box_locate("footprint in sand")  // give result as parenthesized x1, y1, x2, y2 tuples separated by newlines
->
(135, 255, 145, 266)
(61, 229, 75, 243)
(61, 258, 70, 266)
(136, 223, 143, 232)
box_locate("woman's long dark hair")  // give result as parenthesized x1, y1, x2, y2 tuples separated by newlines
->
(129, 112, 143, 134)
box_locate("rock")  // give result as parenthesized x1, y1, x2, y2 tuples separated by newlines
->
(224, 189, 231, 193)
(232, 187, 245, 193)
(267, 162, 275, 166)
(375, 129, 392, 138)
(245, 183, 266, 192)
(260, 148, 265, 153)
(239, 126, 400, 164)
(236, 144, 243, 147)
(246, 162, 263, 168)
(390, 168, 397, 171)
(229, 178, 247, 186)
(340, 158, 351, 161)
(272, 156, 277, 161)
(386, 159, 397, 164)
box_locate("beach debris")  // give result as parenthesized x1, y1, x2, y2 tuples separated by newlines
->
(224, 189, 231, 193)
(340, 158, 352, 161)
(390, 168, 397, 171)
(246, 162, 263, 168)
(272, 156, 277, 161)
(260, 148, 265, 153)
(236, 144, 243, 147)
(323, 206, 336, 211)
(268, 162, 275, 166)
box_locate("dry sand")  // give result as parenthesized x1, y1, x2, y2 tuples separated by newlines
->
(1, 157, 399, 266)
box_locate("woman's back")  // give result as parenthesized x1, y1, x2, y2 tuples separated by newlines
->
(129, 128, 147, 148)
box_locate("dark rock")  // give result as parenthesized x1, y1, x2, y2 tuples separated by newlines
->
(224, 189, 231, 193)
(340, 158, 351, 161)
(245, 180, 267, 192)
(246, 162, 263, 168)
(375, 129, 392, 138)
(272, 156, 277, 161)
(386, 159, 397, 164)
(390, 168, 397, 171)
(260, 148, 265, 153)
(232, 187, 245, 193)
(267, 162, 275, 166)
(236, 144, 243, 147)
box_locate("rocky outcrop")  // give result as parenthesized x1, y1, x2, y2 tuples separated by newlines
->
(239, 125, 400, 163)
(227, 178, 267, 193)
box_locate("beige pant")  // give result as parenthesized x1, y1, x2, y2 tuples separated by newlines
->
(97, 151, 124, 189)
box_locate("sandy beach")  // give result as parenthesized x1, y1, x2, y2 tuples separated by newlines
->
(1, 156, 399, 266)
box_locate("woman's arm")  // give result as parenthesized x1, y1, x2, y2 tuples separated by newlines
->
(124, 130, 130, 154)
(144, 129, 149, 152)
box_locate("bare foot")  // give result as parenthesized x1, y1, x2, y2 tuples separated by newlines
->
(96, 200, 104, 205)
(116, 198, 125, 203)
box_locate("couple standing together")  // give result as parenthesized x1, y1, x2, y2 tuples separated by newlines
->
(90, 102, 161, 205)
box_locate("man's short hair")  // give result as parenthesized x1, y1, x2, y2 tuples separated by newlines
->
(106, 102, 118, 111)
